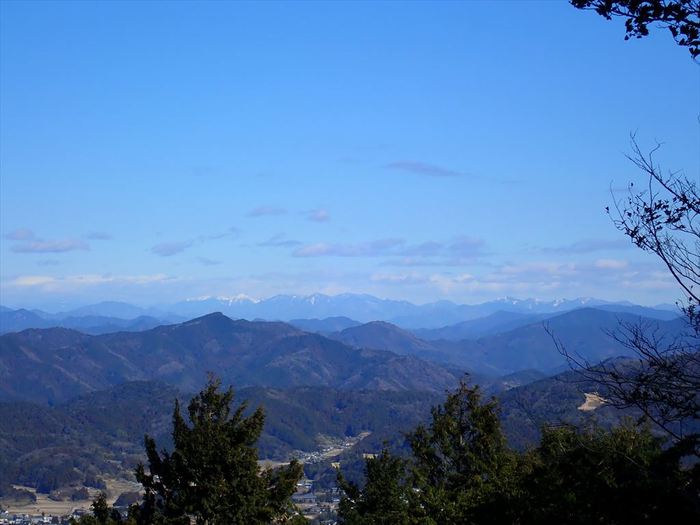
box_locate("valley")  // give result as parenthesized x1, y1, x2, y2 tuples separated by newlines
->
(1, 297, 687, 513)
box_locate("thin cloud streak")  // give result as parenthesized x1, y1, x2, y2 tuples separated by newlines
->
(151, 241, 193, 256)
(6, 273, 173, 288)
(201, 226, 239, 241)
(197, 257, 221, 266)
(258, 233, 302, 248)
(151, 227, 238, 257)
(293, 238, 405, 257)
(4, 228, 36, 241)
(7, 230, 92, 254)
(384, 161, 464, 177)
(85, 231, 113, 240)
(248, 206, 287, 217)
(541, 238, 632, 254)
(292, 236, 484, 260)
(306, 209, 330, 222)
(11, 239, 90, 253)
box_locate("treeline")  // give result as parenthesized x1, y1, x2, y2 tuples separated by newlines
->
(338, 381, 700, 524)
(69, 377, 700, 525)
(0, 382, 442, 495)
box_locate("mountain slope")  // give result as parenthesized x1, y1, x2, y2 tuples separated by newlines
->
(0, 308, 51, 333)
(412, 311, 552, 341)
(445, 308, 688, 375)
(0, 313, 461, 405)
(328, 321, 454, 364)
(0, 307, 173, 335)
(288, 316, 361, 334)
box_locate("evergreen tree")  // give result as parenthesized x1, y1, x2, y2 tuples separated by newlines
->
(69, 493, 126, 525)
(516, 422, 699, 524)
(338, 380, 516, 525)
(91, 492, 112, 525)
(133, 376, 303, 525)
(338, 448, 412, 525)
(406, 380, 515, 524)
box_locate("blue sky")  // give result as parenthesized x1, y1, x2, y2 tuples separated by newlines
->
(1, 0, 698, 309)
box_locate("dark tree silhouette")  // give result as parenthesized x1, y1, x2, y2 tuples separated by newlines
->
(337, 449, 412, 525)
(406, 381, 514, 525)
(516, 422, 699, 524)
(338, 381, 517, 525)
(133, 376, 303, 525)
(571, 0, 700, 59)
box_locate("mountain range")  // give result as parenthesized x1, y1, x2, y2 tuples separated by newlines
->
(0, 313, 461, 405)
(1, 300, 689, 498)
(0, 308, 172, 335)
(1, 293, 679, 331)
(324, 308, 688, 375)
(2, 305, 688, 407)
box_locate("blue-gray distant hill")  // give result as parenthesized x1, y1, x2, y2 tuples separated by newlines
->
(5, 294, 678, 330)
(0, 307, 169, 335)
(0, 313, 461, 405)
(443, 308, 688, 376)
(412, 311, 554, 341)
(324, 308, 689, 377)
(412, 306, 679, 341)
(288, 316, 361, 334)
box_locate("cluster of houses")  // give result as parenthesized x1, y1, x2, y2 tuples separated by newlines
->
(0, 509, 85, 524)
(292, 478, 343, 524)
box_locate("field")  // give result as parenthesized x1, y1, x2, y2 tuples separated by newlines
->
(3, 478, 141, 517)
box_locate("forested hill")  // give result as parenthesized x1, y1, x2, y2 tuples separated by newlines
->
(0, 381, 442, 494)
(0, 312, 461, 405)
(0, 368, 644, 496)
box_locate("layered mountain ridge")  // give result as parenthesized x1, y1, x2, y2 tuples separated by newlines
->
(0, 313, 461, 405)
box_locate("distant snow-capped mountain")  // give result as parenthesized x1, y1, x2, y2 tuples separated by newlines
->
(165, 294, 659, 328)
(3, 293, 676, 331)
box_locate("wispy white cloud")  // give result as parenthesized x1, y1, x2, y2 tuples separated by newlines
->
(258, 233, 302, 248)
(384, 161, 464, 177)
(196, 257, 221, 266)
(293, 236, 485, 262)
(5, 273, 172, 289)
(151, 227, 238, 257)
(200, 226, 239, 241)
(306, 209, 330, 222)
(12, 239, 90, 253)
(10, 275, 57, 287)
(151, 241, 193, 256)
(369, 272, 428, 285)
(85, 231, 113, 240)
(248, 206, 287, 217)
(6, 229, 91, 254)
(293, 238, 405, 257)
(418, 257, 677, 298)
(594, 258, 628, 270)
(541, 238, 631, 254)
(448, 236, 485, 257)
(36, 259, 60, 266)
(4, 228, 36, 241)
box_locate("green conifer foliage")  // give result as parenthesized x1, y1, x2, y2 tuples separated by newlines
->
(516, 422, 699, 525)
(406, 380, 515, 524)
(338, 449, 412, 525)
(134, 376, 303, 525)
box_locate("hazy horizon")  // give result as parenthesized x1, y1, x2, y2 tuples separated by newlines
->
(1, 291, 680, 316)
